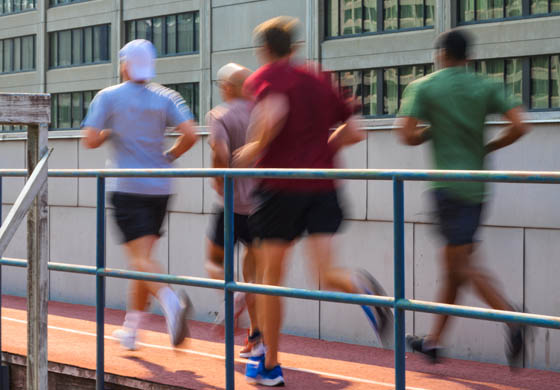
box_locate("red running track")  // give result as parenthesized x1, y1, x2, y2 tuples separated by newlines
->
(1, 295, 559, 389)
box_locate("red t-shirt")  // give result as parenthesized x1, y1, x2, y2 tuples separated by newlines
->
(244, 60, 352, 191)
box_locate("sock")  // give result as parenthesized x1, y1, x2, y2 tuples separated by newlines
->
(123, 310, 143, 333)
(158, 286, 181, 318)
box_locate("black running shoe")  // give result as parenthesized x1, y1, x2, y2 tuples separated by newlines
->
(406, 335, 440, 364)
(506, 324, 524, 369)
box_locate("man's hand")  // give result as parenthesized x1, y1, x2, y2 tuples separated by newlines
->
(82, 127, 112, 149)
(232, 142, 260, 168)
(165, 120, 198, 161)
(485, 107, 528, 155)
(328, 117, 366, 154)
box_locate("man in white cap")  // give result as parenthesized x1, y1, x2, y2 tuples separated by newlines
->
(205, 63, 262, 358)
(81, 39, 198, 349)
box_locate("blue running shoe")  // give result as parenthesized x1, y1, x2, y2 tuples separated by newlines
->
(255, 361, 284, 387)
(353, 269, 394, 347)
(245, 343, 265, 384)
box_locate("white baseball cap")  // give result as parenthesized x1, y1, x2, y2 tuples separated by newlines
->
(119, 39, 156, 82)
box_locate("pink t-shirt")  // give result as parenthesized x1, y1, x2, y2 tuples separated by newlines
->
(207, 99, 255, 215)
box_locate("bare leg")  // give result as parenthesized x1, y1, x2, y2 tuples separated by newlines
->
(258, 241, 291, 369)
(205, 238, 225, 280)
(305, 234, 355, 293)
(124, 235, 165, 311)
(242, 246, 259, 334)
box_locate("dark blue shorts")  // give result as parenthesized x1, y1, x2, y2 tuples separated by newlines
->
(208, 207, 253, 247)
(433, 189, 484, 246)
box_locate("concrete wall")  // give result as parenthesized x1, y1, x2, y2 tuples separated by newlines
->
(1, 120, 560, 371)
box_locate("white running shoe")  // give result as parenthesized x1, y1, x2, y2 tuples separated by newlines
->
(214, 292, 247, 328)
(112, 328, 137, 350)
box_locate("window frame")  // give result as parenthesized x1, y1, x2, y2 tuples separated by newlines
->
(48, 24, 111, 69)
(457, 0, 560, 26)
(125, 11, 200, 58)
(324, 0, 435, 41)
(332, 63, 434, 118)
(48, 0, 90, 8)
(0, 35, 36, 74)
(0, 0, 36, 16)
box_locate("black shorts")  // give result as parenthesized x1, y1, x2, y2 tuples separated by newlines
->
(249, 189, 344, 242)
(208, 207, 253, 247)
(434, 189, 484, 246)
(110, 192, 169, 243)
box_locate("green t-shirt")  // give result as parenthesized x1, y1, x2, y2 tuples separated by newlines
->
(398, 66, 520, 203)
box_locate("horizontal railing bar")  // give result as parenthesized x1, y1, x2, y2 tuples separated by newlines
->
(2, 258, 559, 329)
(1, 168, 560, 184)
(226, 282, 395, 307)
(397, 299, 560, 329)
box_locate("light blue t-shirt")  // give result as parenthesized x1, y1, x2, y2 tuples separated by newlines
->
(82, 82, 193, 195)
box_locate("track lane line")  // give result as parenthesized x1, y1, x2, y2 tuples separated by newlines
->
(2, 316, 430, 390)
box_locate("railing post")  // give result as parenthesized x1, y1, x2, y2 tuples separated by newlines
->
(27, 123, 49, 390)
(0, 176, 7, 389)
(224, 176, 235, 390)
(393, 178, 406, 390)
(96, 177, 106, 390)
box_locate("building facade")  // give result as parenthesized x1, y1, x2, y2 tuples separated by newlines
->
(1, 0, 560, 373)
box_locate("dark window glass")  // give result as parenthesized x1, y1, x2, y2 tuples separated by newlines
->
(58, 93, 72, 129)
(58, 30, 72, 66)
(167, 83, 200, 121)
(0, 41, 3, 73)
(340, 70, 362, 111)
(552, 55, 560, 108)
(531, 56, 550, 109)
(126, 21, 136, 42)
(13, 0, 19, 12)
(384, 0, 398, 30)
(71, 92, 82, 128)
(480, 59, 505, 82)
(3, 39, 12, 72)
(505, 58, 523, 101)
(83, 91, 93, 118)
(425, 0, 435, 25)
(177, 13, 195, 53)
(72, 29, 82, 64)
(553, 0, 560, 12)
(49, 33, 57, 67)
(93, 25, 109, 62)
(84, 27, 93, 63)
(166, 16, 177, 54)
(531, 0, 549, 14)
(153, 17, 164, 56)
(506, 0, 523, 16)
(51, 95, 58, 129)
(50, 0, 90, 6)
(382, 68, 398, 114)
(341, 0, 362, 35)
(400, 0, 424, 29)
(21, 35, 34, 70)
(326, 0, 340, 36)
(363, 69, 377, 116)
(4, 0, 13, 14)
(13, 37, 20, 71)
(460, 0, 476, 22)
(478, 0, 504, 20)
(363, 0, 377, 32)
(136, 19, 152, 41)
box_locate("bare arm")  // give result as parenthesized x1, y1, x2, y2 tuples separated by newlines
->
(233, 93, 289, 167)
(209, 138, 230, 196)
(165, 120, 199, 160)
(485, 107, 528, 154)
(328, 117, 366, 154)
(82, 127, 112, 149)
(394, 116, 431, 146)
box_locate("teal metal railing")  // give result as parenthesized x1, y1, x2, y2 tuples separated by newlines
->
(1, 167, 560, 390)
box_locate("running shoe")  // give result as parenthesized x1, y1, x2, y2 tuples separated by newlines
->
(165, 290, 193, 346)
(253, 359, 285, 387)
(244, 342, 265, 383)
(406, 334, 441, 364)
(353, 269, 394, 346)
(240, 329, 262, 358)
(214, 291, 247, 329)
(112, 328, 137, 350)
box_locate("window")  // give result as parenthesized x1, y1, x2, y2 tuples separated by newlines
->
(332, 63, 434, 116)
(165, 83, 200, 122)
(467, 55, 559, 111)
(49, 0, 91, 6)
(50, 90, 97, 130)
(325, 0, 434, 38)
(0, 35, 35, 73)
(49, 25, 110, 68)
(0, 0, 36, 15)
(458, 0, 558, 24)
(125, 11, 199, 57)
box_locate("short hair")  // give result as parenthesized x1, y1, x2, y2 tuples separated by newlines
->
(435, 29, 472, 61)
(253, 16, 299, 58)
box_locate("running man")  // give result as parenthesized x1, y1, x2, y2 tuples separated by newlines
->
(81, 39, 198, 350)
(235, 17, 393, 386)
(396, 29, 529, 366)
(206, 63, 261, 357)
